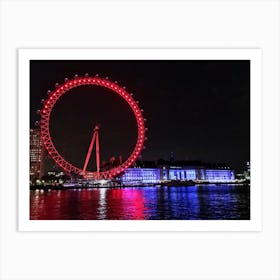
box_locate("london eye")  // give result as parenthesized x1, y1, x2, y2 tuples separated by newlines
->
(38, 75, 146, 180)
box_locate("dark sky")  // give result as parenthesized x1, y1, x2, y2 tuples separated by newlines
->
(30, 60, 250, 172)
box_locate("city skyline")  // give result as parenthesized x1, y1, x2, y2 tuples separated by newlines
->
(30, 60, 250, 172)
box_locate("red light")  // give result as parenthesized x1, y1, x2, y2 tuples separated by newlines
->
(40, 75, 146, 180)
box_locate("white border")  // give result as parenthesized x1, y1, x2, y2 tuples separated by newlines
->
(18, 49, 262, 231)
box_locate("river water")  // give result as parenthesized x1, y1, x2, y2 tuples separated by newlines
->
(30, 184, 250, 220)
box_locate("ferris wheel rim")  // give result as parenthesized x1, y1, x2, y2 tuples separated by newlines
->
(39, 75, 146, 179)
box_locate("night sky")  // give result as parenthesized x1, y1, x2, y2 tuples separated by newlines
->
(30, 60, 250, 172)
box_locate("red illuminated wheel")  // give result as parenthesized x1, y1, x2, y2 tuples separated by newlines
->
(39, 75, 146, 179)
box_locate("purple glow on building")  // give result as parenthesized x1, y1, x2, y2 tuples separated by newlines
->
(121, 167, 235, 184)
(168, 169, 196, 181)
(205, 169, 235, 182)
(121, 168, 160, 185)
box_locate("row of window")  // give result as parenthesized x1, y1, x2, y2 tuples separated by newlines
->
(169, 169, 197, 180)
(205, 170, 234, 181)
(122, 168, 235, 182)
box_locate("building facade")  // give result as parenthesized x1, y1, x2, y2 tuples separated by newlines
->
(30, 129, 44, 182)
(121, 166, 235, 185)
(121, 168, 161, 185)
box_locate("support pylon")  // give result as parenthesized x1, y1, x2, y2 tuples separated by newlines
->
(95, 126, 100, 179)
(82, 124, 100, 179)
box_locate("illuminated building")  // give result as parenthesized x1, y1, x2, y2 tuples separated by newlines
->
(30, 128, 44, 182)
(121, 168, 160, 185)
(204, 169, 235, 182)
(244, 161, 250, 180)
(121, 166, 235, 184)
(166, 167, 197, 181)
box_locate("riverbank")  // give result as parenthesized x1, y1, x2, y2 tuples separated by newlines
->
(30, 181, 249, 190)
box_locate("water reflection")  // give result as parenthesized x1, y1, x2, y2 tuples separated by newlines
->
(30, 185, 250, 220)
(98, 188, 107, 219)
